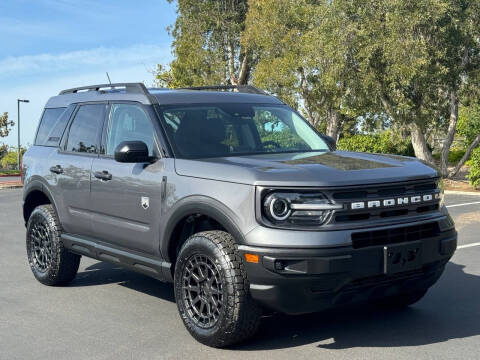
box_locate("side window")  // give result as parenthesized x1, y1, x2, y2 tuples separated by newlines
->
(106, 104, 155, 156)
(65, 104, 105, 153)
(35, 107, 68, 146)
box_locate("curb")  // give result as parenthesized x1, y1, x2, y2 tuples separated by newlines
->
(0, 174, 20, 178)
(445, 190, 480, 196)
(0, 182, 23, 190)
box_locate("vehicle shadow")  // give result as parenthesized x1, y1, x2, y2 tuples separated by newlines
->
(232, 261, 480, 351)
(70, 260, 479, 351)
(71, 261, 175, 303)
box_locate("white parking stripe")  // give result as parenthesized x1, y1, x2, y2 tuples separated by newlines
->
(457, 242, 480, 249)
(446, 201, 480, 208)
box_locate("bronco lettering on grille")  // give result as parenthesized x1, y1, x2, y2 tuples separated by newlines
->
(350, 193, 438, 210)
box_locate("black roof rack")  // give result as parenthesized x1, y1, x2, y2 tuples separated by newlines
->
(58, 82, 158, 104)
(178, 85, 267, 95)
(59, 82, 150, 96)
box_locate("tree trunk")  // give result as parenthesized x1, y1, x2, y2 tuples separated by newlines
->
(410, 122, 435, 165)
(227, 41, 237, 85)
(449, 133, 480, 178)
(237, 51, 249, 85)
(326, 110, 342, 143)
(440, 90, 459, 177)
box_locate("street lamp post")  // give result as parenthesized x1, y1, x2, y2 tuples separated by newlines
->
(17, 99, 29, 170)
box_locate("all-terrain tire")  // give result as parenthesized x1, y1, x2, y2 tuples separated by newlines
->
(174, 230, 261, 348)
(377, 289, 428, 309)
(26, 204, 81, 286)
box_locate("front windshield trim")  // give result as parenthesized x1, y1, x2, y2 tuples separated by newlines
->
(155, 103, 329, 159)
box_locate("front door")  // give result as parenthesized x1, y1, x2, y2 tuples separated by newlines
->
(90, 103, 164, 254)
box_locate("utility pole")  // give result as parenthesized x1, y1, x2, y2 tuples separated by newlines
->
(17, 99, 29, 170)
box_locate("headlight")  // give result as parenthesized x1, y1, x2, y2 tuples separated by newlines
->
(263, 192, 343, 227)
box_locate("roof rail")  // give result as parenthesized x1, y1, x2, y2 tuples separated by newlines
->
(59, 82, 149, 95)
(58, 82, 158, 104)
(178, 85, 267, 95)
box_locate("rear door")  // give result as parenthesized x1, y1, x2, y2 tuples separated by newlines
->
(50, 103, 106, 236)
(90, 102, 164, 254)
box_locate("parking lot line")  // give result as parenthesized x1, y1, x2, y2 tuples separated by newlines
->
(446, 201, 480, 208)
(457, 242, 480, 249)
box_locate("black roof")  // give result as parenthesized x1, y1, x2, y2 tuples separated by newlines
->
(45, 83, 282, 108)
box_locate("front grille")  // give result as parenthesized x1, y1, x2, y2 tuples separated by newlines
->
(332, 179, 440, 224)
(351, 222, 440, 249)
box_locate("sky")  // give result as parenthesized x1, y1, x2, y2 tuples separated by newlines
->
(0, 0, 176, 147)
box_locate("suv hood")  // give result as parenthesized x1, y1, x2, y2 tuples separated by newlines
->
(174, 151, 438, 187)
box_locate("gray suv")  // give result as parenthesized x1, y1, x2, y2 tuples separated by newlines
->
(22, 83, 457, 347)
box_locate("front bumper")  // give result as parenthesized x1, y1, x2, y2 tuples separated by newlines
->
(239, 225, 457, 315)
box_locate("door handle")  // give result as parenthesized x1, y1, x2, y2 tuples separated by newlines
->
(49, 165, 63, 174)
(94, 170, 112, 181)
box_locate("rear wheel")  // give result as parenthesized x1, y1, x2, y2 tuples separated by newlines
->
(26, 205, 81, 286)
(174, 230, 261, 347)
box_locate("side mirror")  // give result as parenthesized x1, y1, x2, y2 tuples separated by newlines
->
(114, 141, 151, 163)
(321, 135, 337, 151)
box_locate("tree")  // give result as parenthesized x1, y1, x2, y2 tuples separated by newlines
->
(0, 112, 14, 164)
(243, 0, 358, 141)
(156, 0, 251, 87)
(450, 101, 480, 176)
(0, 112, 14, 138)
(338, 0, 480, 177)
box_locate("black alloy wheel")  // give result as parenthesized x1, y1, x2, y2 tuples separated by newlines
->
(26, 205, 81, 286)
(181, 254, 223, 328)
(174, 230, 261, 347)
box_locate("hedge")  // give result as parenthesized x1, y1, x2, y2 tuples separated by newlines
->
(467, 147, 480, 189)
(337, 132, 415, 157)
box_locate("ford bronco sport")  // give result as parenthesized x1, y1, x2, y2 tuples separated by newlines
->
(22, 83, 457, 347)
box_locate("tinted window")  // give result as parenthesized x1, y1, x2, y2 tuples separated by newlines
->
(35, 107, 68, 146)
(159, 104, 328, 159)
(65, 104, 105, 153)
(106, 104, 155, 156)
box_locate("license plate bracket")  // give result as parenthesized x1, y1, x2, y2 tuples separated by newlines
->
(383, 241, 422, 275)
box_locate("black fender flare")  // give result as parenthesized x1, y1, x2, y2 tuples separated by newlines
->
(159, 195, 246, 262)
(23, 179, 58, 222)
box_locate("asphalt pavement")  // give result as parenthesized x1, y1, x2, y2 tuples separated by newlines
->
(0, 188, 479, 360)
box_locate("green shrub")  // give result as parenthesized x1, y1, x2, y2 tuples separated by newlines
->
(467, 147, 480, 189)
(0, 169, 20, 175)
(432, 148, 466, 164)
(0, 151, 18, 169)
(337, 131, 415, 157)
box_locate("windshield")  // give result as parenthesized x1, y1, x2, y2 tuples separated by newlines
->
(157, 103, 329, 159)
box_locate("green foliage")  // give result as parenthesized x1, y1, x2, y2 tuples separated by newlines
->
(467, 148, 480, 189)
(0, 169, 20, 175)
(156, 0, 250, 87)
(244, 0, 356, 130)
(458, 103, 480, 145)
(1, 151, 18, 169)
(337, 132, 415, 157)
(0, 112, 14, 138)
(0, 144, 7, 159)
(433, 148, 466, 164)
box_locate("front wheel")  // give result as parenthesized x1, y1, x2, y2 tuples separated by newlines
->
(174, 230, 261, 347)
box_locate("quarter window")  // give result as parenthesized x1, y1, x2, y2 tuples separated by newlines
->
(65, 104, 105, 153)
(106, 104, 155, 156)
(35, 107, 68, 146)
